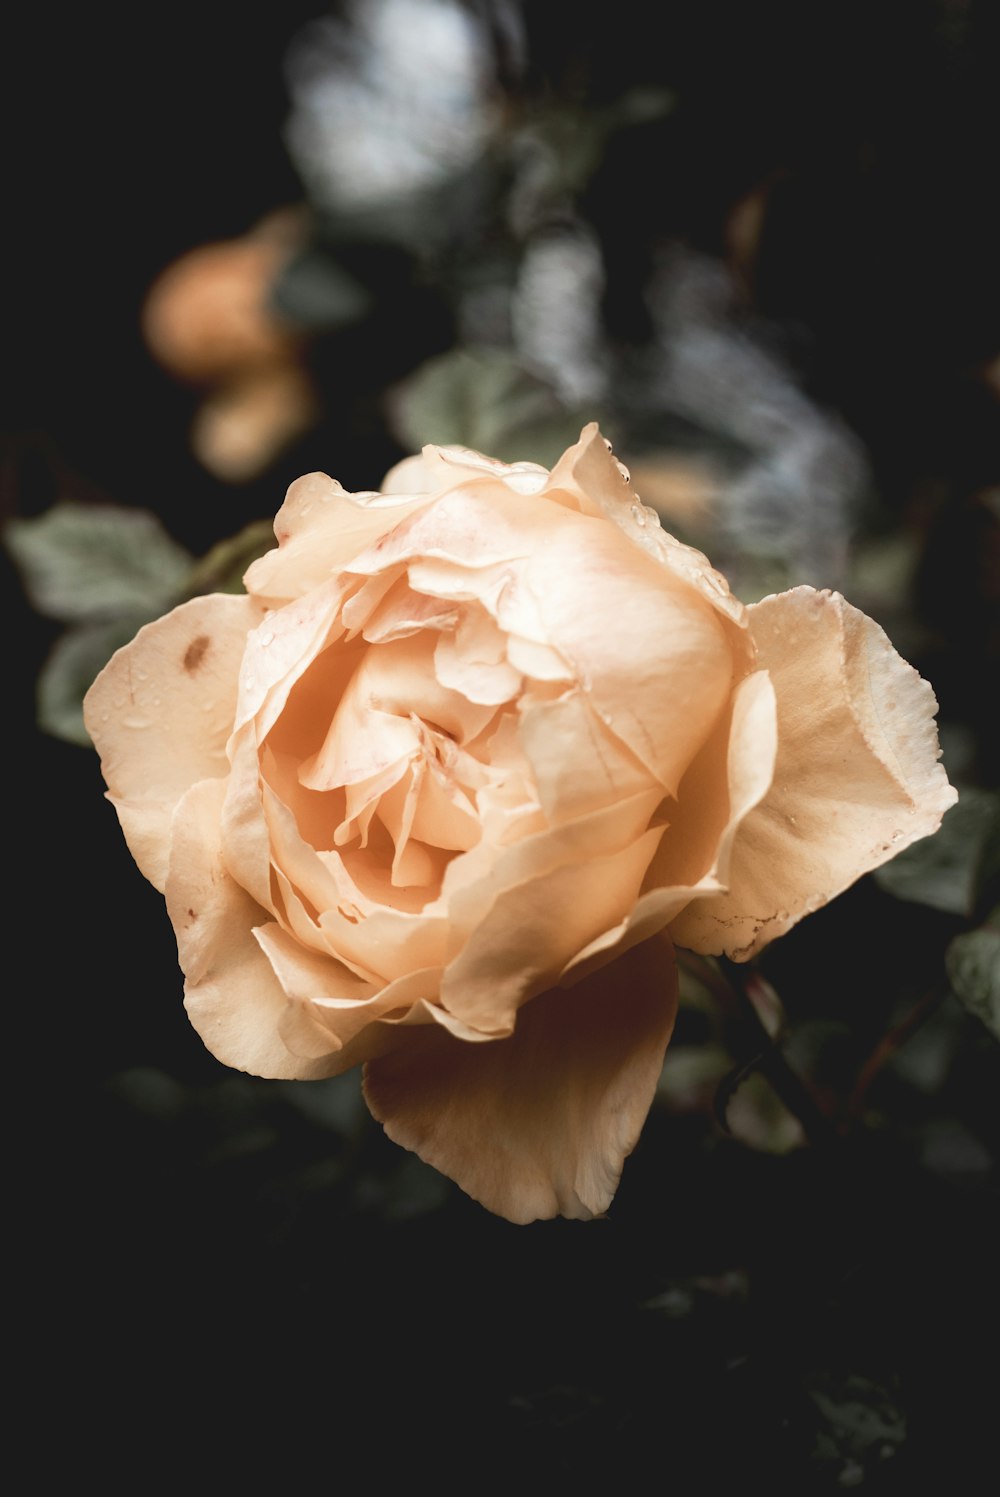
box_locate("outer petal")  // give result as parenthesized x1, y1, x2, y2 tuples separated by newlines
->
(168, 778, 339, 1079)
(380, 445, 550, 500)
(669, 587, 957, 959)
(243, 472, 429, 607)
(84, 594, 260, 891)
(546, 423, 749, 634)
(561, 670, 779, 983)
(363, 932, 679, 1223)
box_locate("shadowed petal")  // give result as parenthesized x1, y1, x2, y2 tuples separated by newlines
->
(363, 933, 678, 1223)
(168, 778, 339, 1079)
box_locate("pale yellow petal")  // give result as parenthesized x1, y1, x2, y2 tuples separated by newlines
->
(669, 587, 957, 959)
(84, 594, 260, 891)
(363, 932, 679, 1223)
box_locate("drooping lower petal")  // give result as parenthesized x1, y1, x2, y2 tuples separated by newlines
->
(363, 932, 679, 1223)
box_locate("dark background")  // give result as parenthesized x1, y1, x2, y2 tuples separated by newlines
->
(7, 2, 998, 1488)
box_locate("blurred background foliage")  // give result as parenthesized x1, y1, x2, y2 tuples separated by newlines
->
(5, 0, 998, 1488)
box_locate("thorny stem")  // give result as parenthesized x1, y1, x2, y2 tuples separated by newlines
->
(682, 951, 839, 1148)
(844, 985, 945, 1126)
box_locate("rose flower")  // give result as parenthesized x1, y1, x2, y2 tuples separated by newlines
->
(84, 426, 956, 1222)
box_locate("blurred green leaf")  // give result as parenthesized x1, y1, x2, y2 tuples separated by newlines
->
(721, 1067, 807, 1155)
(270, 248, 372, 332)
(656, 1042, 732, 1110)
(37, 614, 152, 746)
(5, 503, 193, 622)
(389, 347, 593, 467)
(185, 519, 276, 596)
(946, 912, 1000, 1041)
(873, 787, 1000, 917)
(805, 1371, 906, 1482)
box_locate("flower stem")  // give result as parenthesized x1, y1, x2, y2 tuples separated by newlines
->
(713, 956, 839, 1148)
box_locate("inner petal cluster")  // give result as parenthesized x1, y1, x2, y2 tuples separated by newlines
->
(257, 567, 556, 925)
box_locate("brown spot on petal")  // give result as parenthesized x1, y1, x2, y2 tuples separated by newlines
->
(183, 635, 210, 673)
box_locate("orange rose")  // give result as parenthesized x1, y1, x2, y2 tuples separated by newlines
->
(84, 426, 956, 1221)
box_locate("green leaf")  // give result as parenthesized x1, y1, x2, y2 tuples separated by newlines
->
(389, 347, 596, 467)
(37, 614, 152, 746)
(5, 503, 193, 623)
(946, 912, 1000, 1041)
(805, 1371, 906, 1480)
(184, 519, 276, 597)
(270, 248, 372, 332)
(719, 1067, 807, 1155)
(873, 787, 1000, 917)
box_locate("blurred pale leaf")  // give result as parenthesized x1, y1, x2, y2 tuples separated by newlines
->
(946, 913, 1000, 1041)
(37, 614, 151, 746)
(723, 1068, 807, 1155)
(276, 1074, 365, 1135)
(656, 1043, 732, 1110)
(873, 787, 1000, 917)
(390, 347, 591, 467)
(845, 531, 919, 609)
(270, 247, 372, 331)
(806, 1371, 906, 1481)
(6, 503, 193, 622)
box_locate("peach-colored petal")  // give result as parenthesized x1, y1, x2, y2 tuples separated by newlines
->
(255, 925, 450, 1069)
(439, 823, 665, 1032)
(546, 423, 749, 633)
(669, 588, 957, 959)
(166, 779, 338, 1079)
(560, 670, 779, 983)
(346, 481, 564, 579)
(516, 518, 736, 796)
(258, 779, 451, 979)
(380, 445, 550, 500)
(243, 473, 429, 607)
(363, 932, 679, 1223)
(84, 594, 260, 891)
(235, 578, 345, 735)
(650, 667, 778, 893)
(517, 687, 658, 825)
(439, 788, 663, 940)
